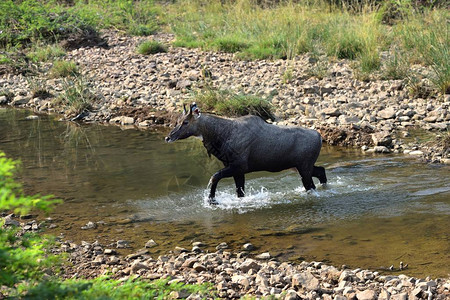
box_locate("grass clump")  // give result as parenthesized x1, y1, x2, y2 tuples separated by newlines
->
(27, 44, 65, 62)
(56, 77, 96, 115)
(214, 36, 249, 53)
(194, 87, 274, 121)
(137, 40, 167, 55)
(49, 60, 78, 78)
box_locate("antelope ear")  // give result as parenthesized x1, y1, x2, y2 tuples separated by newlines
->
(183, 104, 188, 115)
(193, 107, 201, 119)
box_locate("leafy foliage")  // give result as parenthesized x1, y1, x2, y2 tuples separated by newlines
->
(0, 152, 61, 290)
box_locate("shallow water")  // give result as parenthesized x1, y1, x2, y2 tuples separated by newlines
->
(1, 108, 449, 278)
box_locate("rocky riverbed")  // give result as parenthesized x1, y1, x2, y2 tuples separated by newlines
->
(0, 31, 449, 163)
(3, 213, 450, 299)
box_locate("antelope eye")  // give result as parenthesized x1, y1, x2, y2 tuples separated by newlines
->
(182, 120, 189, 125)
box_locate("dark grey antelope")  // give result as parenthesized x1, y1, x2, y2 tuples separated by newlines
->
(165, 103, 327, 204)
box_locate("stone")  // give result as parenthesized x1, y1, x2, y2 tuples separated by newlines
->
(339, 115, 360, 124)
(216, 242, 228, 250)
(240, 259, 261, 273)
(81, 221, 97, 230)
(116, 240, 129, 248)
(232, 275, 250, 289)
(423, 116, 437, 123)
(409, 150, 424, 156)
(284, 289, 300, 300)
(371, 131, 392, 147)
(390, 292, 408, 300)
(373, 146, 390, 153)
(356, 289, 377, 300)
(3, 214, 20, 226)
(130, 260, 148, 274)
(378, 108, 396, 119)
(176, 79, 192, 90)
(292, 272, 320, 290)
(182, 258, 198, 268)
(126, 249, 149, 259)
(12, 95, 29, 106)
(25, 115, 39, 120)
(192, 262, 207, 272)
(323, 107, 341, 117)
(145, 239, 157, 248)
(243, 243, 255, 251)
(0, 95, 7, 104)
(255, 252, 271, 260)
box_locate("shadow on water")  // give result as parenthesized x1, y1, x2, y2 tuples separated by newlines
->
(1, 108, 449, 278)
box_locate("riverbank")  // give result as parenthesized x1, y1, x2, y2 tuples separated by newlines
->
(2, 213, 449, 299)
(0, 30, 448, 164)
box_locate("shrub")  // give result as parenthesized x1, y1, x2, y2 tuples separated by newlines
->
(137, 40, 167, 55)
(0, 152, 61, 292)
(194, 87, 275, 120)
(49, 60, 78, 78)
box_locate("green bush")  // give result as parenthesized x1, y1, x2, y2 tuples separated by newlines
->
(0, 152, 61, 292)
(137, 40, 167, 55)
(194, 87, 275, 120)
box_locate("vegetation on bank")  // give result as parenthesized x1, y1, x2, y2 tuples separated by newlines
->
(193, 87, 275, 120)
(166, 0, 449, 94)
(0, 152, 213, 298)
(0, 0, 448, 102)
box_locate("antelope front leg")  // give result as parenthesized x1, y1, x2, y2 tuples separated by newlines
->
(208, 166, 236, 204)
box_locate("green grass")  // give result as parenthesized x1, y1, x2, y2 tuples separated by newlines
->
(27, 44, 66, 62)
(137, 40, 167, 55)
(165, 0, 448, 94)
(56, 77, 96, 115)
(194, 87, 274, 120)
(0, 0, 162, 48)
(49, 60, 78, 78)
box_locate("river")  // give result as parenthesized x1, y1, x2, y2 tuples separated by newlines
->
(1, 108, 449, 278)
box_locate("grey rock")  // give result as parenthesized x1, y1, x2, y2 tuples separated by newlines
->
(3, 214, 20, 226)
(255, 252, 271, 260)
(323, 107, 341, 117)
(356, 289, 377, 300)
(81, 221, 97, 230)
(372, 131, 392, 147)
(216, 242, 228, 250)
(130, 260, 148, 274)
(243, 243, 255, 251)
(284, 289, 300, 300)
(0, 95, 8, 104)
(240, 259, 261, 273)
(116, 240, 129, 248)
(192, 262, 207, 272)
(292, 272, 320, 290)
(145, 239, 157, 248)
(373, 146, 390, 153)
(378, 107, 396, 119)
